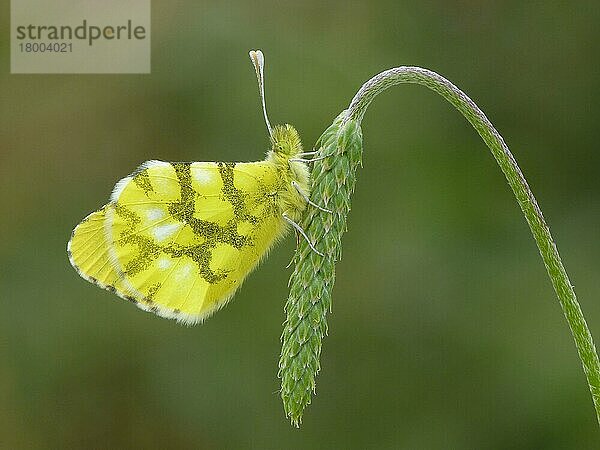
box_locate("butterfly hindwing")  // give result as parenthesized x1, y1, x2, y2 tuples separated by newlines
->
(67, 205, 131, 300)
(99, 160, 287, 324)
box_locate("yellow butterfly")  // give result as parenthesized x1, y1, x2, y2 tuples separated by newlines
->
(67, 50, 326, 325)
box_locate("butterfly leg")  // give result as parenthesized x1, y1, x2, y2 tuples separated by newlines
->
(291, 181, 333, 214)
(285, 230, 301, 269)
(289, 152, 332, 163)
(282, 212, 324, 257)
(296, 150, 319, 157)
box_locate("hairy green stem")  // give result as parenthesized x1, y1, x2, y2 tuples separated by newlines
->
(345, 67, 600, 423)
(280, 66, 600, 426)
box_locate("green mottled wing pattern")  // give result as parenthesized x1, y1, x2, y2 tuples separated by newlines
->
(69, 160, 289, 324)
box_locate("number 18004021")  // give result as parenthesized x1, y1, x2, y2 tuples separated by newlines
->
(19, 42, 72, 53)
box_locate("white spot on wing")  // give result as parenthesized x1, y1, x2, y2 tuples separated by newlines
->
(157, 257, 172, 270)
(192, 166, 214, 185)
(175, 263, 193, 281)
(153, 223, 182, 242)
(147, 208, 164, 221)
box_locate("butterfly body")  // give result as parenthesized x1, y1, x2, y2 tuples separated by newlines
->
(68, 124, 310, 324)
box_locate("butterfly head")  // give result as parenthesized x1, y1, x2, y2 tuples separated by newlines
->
(271, 124, 303, 158)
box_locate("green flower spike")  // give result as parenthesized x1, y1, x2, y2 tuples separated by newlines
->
(279, 66, 600, 427)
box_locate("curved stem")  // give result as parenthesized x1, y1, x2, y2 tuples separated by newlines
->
(346, 67, 600, 424)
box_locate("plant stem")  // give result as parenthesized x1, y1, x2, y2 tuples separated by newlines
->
(345, 66, 600, 424)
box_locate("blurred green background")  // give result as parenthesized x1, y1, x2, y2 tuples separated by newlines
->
(2, 1, 600, 448)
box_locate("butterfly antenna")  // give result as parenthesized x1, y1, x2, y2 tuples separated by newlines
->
(249, 49, 273, 139)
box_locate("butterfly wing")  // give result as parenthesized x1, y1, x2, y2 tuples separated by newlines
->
(67, 205, 131, 297)
(69, 160, 288, 325)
